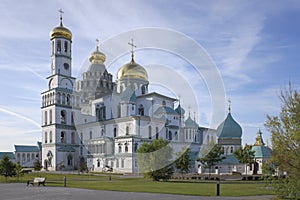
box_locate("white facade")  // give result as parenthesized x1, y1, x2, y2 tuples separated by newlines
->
(41, 16, 217, 173)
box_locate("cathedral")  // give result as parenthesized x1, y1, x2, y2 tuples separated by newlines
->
(41, 14, 218, 173)
(40, 13, 270, 174)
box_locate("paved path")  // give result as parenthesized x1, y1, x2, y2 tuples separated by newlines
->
(0, 183, 274, 200)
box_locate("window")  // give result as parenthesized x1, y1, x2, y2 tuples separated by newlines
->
(64, 41, 68, 53)
(121, 159, 124, 168)
(49, 110, 52, 124)
(80, 132, 83, 144)
(138, 104, 144, 115)
(62, 93, 66, 104)
(44, 111, 48, 125)
(45, 132, 48, 143)
(116, 159, 119, 168)
(134, 143, 138, 152)
(230, 146, 233, 153)
(52, 41, 54, 55)
(175, 131, 178, 140)
(49, 131, 52, 143)
(60, 110, 66, 124)
(101, 129, 104, 136)
(148, 126, 152, 139)
(67, 154, 72, 166)
(89, 131, 93, 139)
(67, 94, 70, 105)
(118, 143, 122, 153)
(57, 40, 61, 53)
(71, 132, 75, 144)
(125, 143, 128, 153)
(97, 160, 100, 167)
(71, 112, 75, 125)
(169, 131, 172, 140)
(113, 127, 117, 137)
(126, 126, 129, 135)
(60, 132, 65, 143)
(155, 127, 159, 139)
(141, 85, 146, 94)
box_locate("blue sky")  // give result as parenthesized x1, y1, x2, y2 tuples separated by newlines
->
(0, 0, 300, 151)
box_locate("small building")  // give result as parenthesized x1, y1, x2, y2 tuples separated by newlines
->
(14, 142, 42, 168)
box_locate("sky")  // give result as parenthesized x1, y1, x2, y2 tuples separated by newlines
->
(0, 0, 300, 151)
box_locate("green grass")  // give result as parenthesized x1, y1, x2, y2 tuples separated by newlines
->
(0, 173, 274, 197)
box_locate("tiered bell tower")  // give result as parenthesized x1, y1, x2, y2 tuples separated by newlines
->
(41, 10, 79, 171)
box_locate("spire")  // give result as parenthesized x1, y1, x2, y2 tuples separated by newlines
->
(254, 129, 265, 146)
(188, 105, 191, 117)
(128, 38, 136, 63)
(228, 98, 231, 113)
(58, 9, 64, 27)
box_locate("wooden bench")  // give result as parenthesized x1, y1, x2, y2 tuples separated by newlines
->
(27, 177, 46, 186)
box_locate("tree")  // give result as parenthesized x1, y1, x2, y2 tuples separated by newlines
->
(78, 158, 87, 173)
(15, 163, 23, 182)
(265, 84, 300, 199)
(0, 155, 16, 182)
(198, 144, 225, 176)
(233, 144, 255, 176)
(33, 160, 42, 171)
(175, 147, 191, 176)
(137, 138, 173, 181)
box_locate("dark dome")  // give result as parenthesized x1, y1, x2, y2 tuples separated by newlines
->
(217, 113, 242, 138)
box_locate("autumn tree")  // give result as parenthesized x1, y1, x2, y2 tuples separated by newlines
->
(233, 144, 255, 176)
(137, 138, 173, 181)
(175, 147, 191, 176)
(265, 84, 300, 199)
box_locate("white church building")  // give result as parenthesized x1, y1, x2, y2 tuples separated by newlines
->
(41, 14, 218, 173)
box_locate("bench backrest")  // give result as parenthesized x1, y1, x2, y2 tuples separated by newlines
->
(33, 178, 45, 183)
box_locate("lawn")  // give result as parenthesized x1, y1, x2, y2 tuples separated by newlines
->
(0, 173, 274, 197)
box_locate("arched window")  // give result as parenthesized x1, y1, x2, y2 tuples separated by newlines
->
(60, 110, 66, 124)
(113, 127, 117, 137)
(67, 154, 72, 166)
(62, 93, 66, 104)
(125, 143, 129, 153)
(141, 85, 146, 94)
(169, 131, 172, 140)
(71, 112, 75, 125)
(148, 126, 152, 139)
(118, 143, 122, 153)
(175, 131, 178, 140)
(121, 159, 124, 168)
(230, 146, 234, 153)
(71, 132, 75, 144)
(126, 126, 129, 135)
(27, 153, 30, 162)
(101, 129, 104, 136)
(44, 111, 48, 125)
(67, 94, 70, 105)
(57, 40, 61, 53)
(60, 132, 65, 143)
(134, 143, 138, 152)
(45, 132, 48, 143)
(49, 110, 52, 124)
(57, 92, 61, 104)
(155, 127, 159, 139)
(64, 41, 68, 53)
(97, 160, 100, 167)
(89, 131, 93, 139)
(138, 104, 144, 115)
(49, 131, 52, 143)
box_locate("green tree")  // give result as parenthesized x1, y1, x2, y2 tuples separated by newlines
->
(78, 159, 87, 173)
(15, 163, 23, 182)
(137, 138, 173, 181)
(33, 160, 42, 171)
(175, 147, 191, 176)
(265, 85, 300, 199)
(0, 155, 16, 182)
(233, 144, 255, 176)
(198, 144, 225, 176)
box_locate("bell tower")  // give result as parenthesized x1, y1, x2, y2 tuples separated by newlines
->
(41, 10, 79, 171)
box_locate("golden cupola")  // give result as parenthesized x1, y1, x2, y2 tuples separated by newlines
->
(116, 40, 148, 81)
(50, 12, 72, 40)
(89, 40, 106, 64)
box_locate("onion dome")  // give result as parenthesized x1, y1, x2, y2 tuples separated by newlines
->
(252, 130, 272, 158)
(89, 40, 106, 65)
(216, 112, 242, 138)
(175, 104, 185, 116)
(50, 13, 72, 40)
(116, 39, 148, 81)
(154, 100, 178, 115)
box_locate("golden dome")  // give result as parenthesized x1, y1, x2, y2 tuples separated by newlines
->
(50, 17, 72, 40)
(89, 46, 106, 64)
(117, 59, 148, 81)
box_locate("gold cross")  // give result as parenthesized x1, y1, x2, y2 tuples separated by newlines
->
(228, 98, 231, 113)
(58, 9, 64, 26)
(128, 38, 136, 53)
(96, 38, 100, 51)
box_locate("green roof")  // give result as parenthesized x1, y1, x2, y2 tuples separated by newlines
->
(220, 154, 240, 165)
(175, 104, 185, 116)
(154, 106, 178, 115)
(58, 146, 76, 152)
(0, 152, 15, 160)
(217, 113, 242, 138)
(185, 116, 199, 128)
(121, 87, 136, 102)
(252, 145, 272, 158)
(14, 145, 39, 152)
